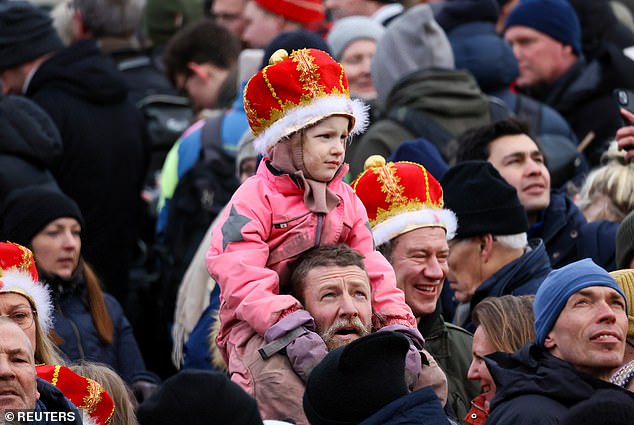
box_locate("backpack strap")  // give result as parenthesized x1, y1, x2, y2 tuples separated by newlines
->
(200, 111, 225, 163)
(117, 56, 152, 72)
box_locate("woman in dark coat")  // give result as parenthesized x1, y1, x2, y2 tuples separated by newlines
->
(1, 185, 160, 401)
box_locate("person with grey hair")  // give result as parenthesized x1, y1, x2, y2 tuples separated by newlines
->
(69, 0, 181, 105)
(347, 3, 508, 179)
(441, 160, 551, 332)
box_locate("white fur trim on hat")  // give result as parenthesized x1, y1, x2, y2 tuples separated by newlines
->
(82, 410, 98, 425)
(253, 95, 369, 155)
(0, 270, 53, 332)
(372, 208, 458, 246)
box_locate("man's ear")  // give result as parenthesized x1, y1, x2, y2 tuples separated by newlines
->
(187, 62, 209, 81)
(544, 333, 556, 349)
(479, 234, 494, 261)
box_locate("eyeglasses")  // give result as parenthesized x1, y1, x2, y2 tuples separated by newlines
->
(1, 308, 37, 330)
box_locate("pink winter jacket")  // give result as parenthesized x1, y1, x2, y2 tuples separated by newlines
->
(206, 160, 415, 360)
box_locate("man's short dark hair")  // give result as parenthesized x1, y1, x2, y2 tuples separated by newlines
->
(456, 118, 534, 162)
(162, 19, 241, 86)
(288, 244, 367, 305)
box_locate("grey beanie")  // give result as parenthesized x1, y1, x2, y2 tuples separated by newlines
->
(235, 129, 256, 179)
(617, 210, 634, 269)
(371, 4, 454, 108)
(327, 16, 386, 60)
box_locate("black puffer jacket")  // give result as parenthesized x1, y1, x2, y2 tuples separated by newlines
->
(484, 344, 634, 424)
(0, 94, 62, 209)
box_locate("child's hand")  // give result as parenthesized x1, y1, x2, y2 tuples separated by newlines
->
(285, 330, 328, 382)
(263, 310, 328, 382)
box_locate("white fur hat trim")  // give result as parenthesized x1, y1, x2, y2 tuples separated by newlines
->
(372, 208, 458, 246)
(253, 95, 369, 155)
(1, 269, 53, 332)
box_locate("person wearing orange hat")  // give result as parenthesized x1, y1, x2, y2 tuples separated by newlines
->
(206, 48, 417, 424)
(241, 0, 326, 48)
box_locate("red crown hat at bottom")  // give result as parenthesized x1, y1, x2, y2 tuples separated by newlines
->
(351, 155, 457, 246)
(37, 365, 115, 425)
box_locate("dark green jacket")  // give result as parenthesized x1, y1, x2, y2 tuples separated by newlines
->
(347, 68, 492, 178)
(419, 307, 480, 424)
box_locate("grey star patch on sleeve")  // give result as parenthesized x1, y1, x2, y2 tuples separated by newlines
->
(221, 205, 252, 250)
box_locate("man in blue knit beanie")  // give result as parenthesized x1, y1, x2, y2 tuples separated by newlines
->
(503, 0, 625, 167)
(482, 258, 634, 423)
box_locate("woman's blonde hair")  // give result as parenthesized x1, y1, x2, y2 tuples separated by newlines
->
(575, 142, 634, 223)
(69, 361, 139, 425)
(35, 314, 65, 365)
(472, 295, 536, 352)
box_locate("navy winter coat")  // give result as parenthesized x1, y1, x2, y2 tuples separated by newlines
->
(529, 190, 618, 270)
(484, 344, 634, 424)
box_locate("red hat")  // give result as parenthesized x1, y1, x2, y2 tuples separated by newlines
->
(253, 0, 325, 24)
(351, 155, 457, 246)
(37, 364, 115, 425)
(244, 48, 368, 154)
(0, 242, 53, 332)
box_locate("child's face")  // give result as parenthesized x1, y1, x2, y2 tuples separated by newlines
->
(302, 115, 350, 182)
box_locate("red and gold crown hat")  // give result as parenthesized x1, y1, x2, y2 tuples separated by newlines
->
(351, 155, 458, 246)
(244, 48, 369, 155)
(37, 365, 115, 425)
(0, 242, 53, 332)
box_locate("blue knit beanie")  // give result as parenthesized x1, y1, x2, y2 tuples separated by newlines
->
(504, 0, 582, 56)
(534, 258, 627, 346)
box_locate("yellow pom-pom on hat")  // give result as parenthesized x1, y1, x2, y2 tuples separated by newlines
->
(268, 49, 289, 66)
(363, 154, 386, 170)
(351, 156, 457, 245)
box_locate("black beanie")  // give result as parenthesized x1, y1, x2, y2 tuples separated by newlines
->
(0, 0, 65, 72)
(1, 186, 85, 246)
(303, 331, 410, 425)
(261, 29, 331, 69)
(441, 160, 528, 239)
(137, 370, 263, 425)
(435, 0, 500, 34)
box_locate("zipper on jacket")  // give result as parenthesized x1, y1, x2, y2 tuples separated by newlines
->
(315, 214, 324, 246)
(273, 211, 311, 229)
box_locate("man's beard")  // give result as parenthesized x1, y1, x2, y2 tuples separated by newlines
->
(319, 317, 372, 351)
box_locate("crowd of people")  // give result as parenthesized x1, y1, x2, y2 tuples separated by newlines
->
(1, 0, 634, 423)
